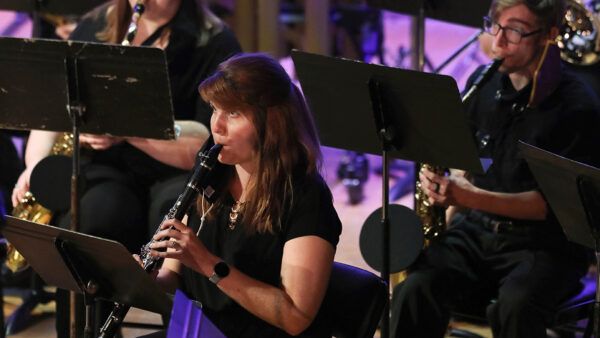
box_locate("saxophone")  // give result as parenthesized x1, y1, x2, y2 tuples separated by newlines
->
(6, 132, 74, 273)
(98, 141, 222, 338)
(414, 164, 447, 241)
(414, 57, 504, 241)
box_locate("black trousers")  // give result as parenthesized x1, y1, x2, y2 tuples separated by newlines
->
(390, 214, 588, 338)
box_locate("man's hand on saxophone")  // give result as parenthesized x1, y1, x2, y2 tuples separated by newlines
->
(419, 167, 478, 208)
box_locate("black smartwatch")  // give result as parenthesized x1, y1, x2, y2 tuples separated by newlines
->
(209, 261, 230, 284)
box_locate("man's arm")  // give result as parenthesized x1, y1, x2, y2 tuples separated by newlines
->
(421, 168, 547, 220)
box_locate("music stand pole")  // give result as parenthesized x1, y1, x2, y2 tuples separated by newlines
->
(56, 238, 98, 338)
(576, 177, 600, 338)
(410, 0, 425, 72)
(368, 78, 394, 338)
(65, 55, 85, 338)
(30, 4, 41, 38)
(434, 30, 483, 74)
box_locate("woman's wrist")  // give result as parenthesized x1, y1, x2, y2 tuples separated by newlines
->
(201, 255, 223, 278)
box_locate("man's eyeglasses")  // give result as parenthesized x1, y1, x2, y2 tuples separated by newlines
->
(483, 16, 542, 44)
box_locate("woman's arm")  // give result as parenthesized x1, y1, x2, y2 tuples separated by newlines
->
(155, 258, 183, 294)
(150, 220, 335, 335)
(126, 120, 209, 170)
(214, 236, 334, 335)
(11, 130, 60, 206)
(79, 120, 209, 170)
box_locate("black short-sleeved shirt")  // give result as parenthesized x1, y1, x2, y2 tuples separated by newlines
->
(68, 0, 242, 185)
(181, 172, 342, 337)
(462, 64, 600, 235)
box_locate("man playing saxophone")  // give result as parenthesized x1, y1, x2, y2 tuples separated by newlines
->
(391, 0, 600, 337)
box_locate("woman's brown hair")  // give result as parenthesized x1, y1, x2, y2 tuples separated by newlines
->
(198, 53, 322, 233)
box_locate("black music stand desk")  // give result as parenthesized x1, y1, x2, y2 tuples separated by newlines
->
(0, 36, 175, 140)
(0, 36, 175, 214)
(292, 50, 483, 338)
(0, 216, 173, 320)
(1, 0, 103, 15)
(520, 142, 600, 338)
(0, 0, 106, 40)
(292, 50, 482, 170)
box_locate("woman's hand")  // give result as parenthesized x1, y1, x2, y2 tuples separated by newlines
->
(80, 133, 124, 150)
(11, 166, 34, 206)
(55, 22, 77, 40)
(149, 219, 210, 274)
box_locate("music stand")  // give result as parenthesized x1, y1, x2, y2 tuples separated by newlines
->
(366, 0, 488, 81)
(366, 0, 488, 28)
(0, 0, 105, 38)
(0, 36, 174, 337)
(291, 50, 483, 338)
(1, 216, 173, 337)
(0, 36, 175, 229)
(1, 0, 103, 15)
(519, 142, 600, 338)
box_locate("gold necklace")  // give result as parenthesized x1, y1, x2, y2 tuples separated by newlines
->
(228, 201, 244, 230)
(121, 0, 145, 46)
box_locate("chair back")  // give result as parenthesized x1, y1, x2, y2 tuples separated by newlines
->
(321, 262, 388, 338)
(552, 276, 597, 337)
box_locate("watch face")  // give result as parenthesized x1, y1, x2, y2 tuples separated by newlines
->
(214, 261, 230, 277)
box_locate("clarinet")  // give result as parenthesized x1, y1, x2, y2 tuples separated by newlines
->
(98, 141, 222, 338)
(461, 57, 504, 102)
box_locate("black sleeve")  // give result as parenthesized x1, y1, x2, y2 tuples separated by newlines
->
(283, 174, 343, 247)
(551, 71, 600, 167)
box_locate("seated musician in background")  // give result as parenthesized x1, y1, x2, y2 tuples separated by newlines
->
(143, 53, 343, 337)
(12, 0, 241, 254)
(11, 0, 241, 335)
(390, 0, 600, 337)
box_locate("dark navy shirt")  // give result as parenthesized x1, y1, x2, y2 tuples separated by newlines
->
(463, 64, 600, 235)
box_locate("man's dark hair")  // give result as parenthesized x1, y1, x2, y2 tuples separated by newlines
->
(489, 0, 566, 33)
